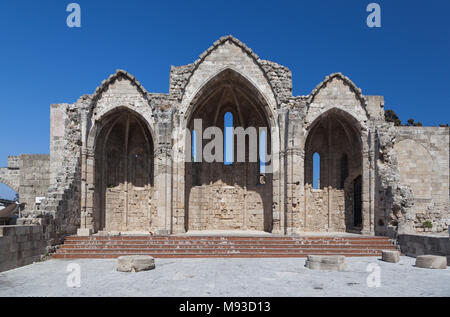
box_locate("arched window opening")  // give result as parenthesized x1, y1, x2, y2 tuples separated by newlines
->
(192, 129, 202, 186)
(313, 152, 320, 189)
(192, 130, 197, 163)
(259, 129, 267, 174)
(224, 112, 233, 165)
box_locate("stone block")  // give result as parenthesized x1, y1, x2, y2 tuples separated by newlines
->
(77, 228, 93, 236)
(415, 255, 447, 269)
(116, 255, 155, 272)
(154, 229, 169, 236)
(305, 255, 348, 271)
(382, 250, 400, 263)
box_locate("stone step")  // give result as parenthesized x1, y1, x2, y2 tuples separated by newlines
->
(55, 248, 387, 255)
(65, 235, 390, 240)
(54, 235, 396, 259)
(53, 252, 384, 259)
(59, 244, 396, 250)
(64, 241, 393, 248)
(64, 237, 392, 244)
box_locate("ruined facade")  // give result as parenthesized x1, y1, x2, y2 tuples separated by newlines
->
(1, 36, 449, 241)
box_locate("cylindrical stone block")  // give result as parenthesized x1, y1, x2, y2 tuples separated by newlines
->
(116, 255, 156, 272)
(382, 250, 400, 263)
(305, 255, 348, 271)
(415, 255, 447, 269)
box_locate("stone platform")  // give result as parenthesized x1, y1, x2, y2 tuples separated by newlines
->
(1, 257, 449, 297)
(53, 235, 397, 259)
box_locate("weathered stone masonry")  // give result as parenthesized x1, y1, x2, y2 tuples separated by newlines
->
(0, 155, 50, 211)
(1, 36, 449, 243)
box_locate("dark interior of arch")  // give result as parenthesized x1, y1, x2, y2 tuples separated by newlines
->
(94, 109, 155, 232)
(304, 109, 363, 231)
(185, 69, 273, 232)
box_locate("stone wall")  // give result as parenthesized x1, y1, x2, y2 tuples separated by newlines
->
(398, 234, 450, 264)
(186, 163, 272, 232)
(24, 102, 83, 245)
(1, 35, 448, 241)
(294, 74, 376, 235)
(0, 156, 21, 193)
(18, 154, 50, 211)
(394, 127, 449, 233)
(0, 155, 50, 210)
(0, 225, 45, 272)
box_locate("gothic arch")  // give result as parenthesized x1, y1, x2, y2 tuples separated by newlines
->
(179, 37, 278, 120)
(308, 73, 367, 107)
(89, 70, 151, 113)
(182, 67, 276, 233)
(185, 68, 276, 128)
(303, 107, 368, 233)
(306, 73, 369, 127)
(86, 70, 157, 148)
(0, 177, 18, 194)
(305, 108, 364, 149)
(0, 168, 19, 193)
(87, 106, 157, 153)
(179, 35, 278, 110)
(83, 107, 157, 233)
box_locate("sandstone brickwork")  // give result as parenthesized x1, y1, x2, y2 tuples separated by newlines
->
(0, 225, 46, 272)
(0, 155, 50, 210)
(0, 35, 448, 245)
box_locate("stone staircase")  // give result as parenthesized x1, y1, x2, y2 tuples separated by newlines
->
(53, 235, 398, 259)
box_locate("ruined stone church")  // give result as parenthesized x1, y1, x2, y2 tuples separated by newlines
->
(1, 36, 449, 243)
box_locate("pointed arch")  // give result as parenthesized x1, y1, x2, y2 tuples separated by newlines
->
(305, 107, 363, 148)
(87, 106, 157, 154)
(180, 38, 279, 124)
(90, 69, 151, 112)
(308, 73, 367, 107)
(0, 178, 18, 194)
(306, 73, 369, 126)
(184, 67, 275, 129)
(92, 108, 155, 232)
(183, 65, 275, 233)
(180, 35, 278, 108)
(304, 106, 367, 233)
(0, 169, 19, 193)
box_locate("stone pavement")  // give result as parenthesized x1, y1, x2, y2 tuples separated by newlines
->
(0, 256, 448, 297)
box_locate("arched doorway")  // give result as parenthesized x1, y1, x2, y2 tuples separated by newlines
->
(304, 109, 363, 232)
(185, 69, 273, 232)
(94, 109, 155, 232)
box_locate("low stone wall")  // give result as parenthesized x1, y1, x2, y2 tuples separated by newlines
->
(398, 234, 450, 264)
(0, 225, 45, 272)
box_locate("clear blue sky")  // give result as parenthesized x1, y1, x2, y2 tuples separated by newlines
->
(0, 0, 449, 199)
